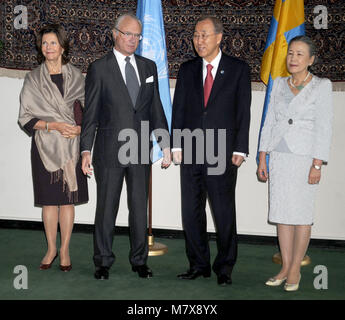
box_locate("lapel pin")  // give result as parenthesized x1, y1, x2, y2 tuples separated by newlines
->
(220, 70, 224, 75)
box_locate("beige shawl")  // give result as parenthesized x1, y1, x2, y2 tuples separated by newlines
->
(18, 63, 85, 198)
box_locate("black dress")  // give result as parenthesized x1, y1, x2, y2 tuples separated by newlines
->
(24, 74, 88, 206)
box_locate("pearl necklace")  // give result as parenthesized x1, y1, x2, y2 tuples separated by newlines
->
(289, 72, 310, 91)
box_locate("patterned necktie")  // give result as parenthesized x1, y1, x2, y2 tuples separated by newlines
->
(125, 56, 140, 107)
(204, 64, 214, 107)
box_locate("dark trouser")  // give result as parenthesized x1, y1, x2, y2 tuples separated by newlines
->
(180, 164, 238, 276)
(93, 164, 150, 268)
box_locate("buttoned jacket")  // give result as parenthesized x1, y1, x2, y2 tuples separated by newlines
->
(259, 76, 333, 162)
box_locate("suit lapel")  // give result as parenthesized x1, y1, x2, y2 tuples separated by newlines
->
(107, 52, 134, 107)
(193, 58, 204, 109)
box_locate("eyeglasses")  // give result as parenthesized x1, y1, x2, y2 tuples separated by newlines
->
(115, 28, 143, 41)
(193, 33, 216, 41)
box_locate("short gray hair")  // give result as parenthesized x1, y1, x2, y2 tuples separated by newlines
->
(113, 13, 142, 31)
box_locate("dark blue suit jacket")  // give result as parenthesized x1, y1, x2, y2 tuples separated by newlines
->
(171, 52, 251, 164)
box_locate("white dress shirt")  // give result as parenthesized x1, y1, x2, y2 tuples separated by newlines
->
(202, 49, 222, 84)
(113, 48, 141, 86)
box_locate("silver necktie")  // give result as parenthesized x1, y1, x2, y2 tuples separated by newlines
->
(125, 56, 140, 107)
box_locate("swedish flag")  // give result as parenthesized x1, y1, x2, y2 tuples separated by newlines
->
(257, 0, 305, 163)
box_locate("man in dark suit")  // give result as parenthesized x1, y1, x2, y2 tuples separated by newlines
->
(80, 13, 171, 280)
(172, 16, 251, 285)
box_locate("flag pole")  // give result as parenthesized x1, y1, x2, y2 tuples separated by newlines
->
(136, 0, 170, 257)
(148, 165, 168, 256)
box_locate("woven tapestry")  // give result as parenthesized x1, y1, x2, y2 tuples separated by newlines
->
(0, 0, 344, 82)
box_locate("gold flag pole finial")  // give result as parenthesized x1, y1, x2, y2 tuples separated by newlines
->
(148, 166, 168, 256)
(272, 252, 311, 266)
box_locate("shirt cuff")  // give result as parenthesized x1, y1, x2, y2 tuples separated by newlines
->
(171, 148, 182, 152)
(233, 152, 247, 158)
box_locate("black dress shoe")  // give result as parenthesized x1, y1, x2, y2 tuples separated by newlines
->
(132, 265, 153, 278)
(177, 269, 211, 280)
(217, 274, 232, 286)
(94, 266, 109, 280)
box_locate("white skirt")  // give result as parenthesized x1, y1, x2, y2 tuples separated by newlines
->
(268, 151, 317, 225)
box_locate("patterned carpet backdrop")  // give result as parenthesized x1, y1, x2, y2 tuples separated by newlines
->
(0, 0, 344, 81)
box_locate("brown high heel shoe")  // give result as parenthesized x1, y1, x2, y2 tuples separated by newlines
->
(59, 264, 72, 272)
(39, 253, 58, 270)
(59, 252, 72, 272)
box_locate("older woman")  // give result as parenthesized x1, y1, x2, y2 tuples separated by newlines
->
(18, 24, 88, 272)
(257, 36, 333, 291)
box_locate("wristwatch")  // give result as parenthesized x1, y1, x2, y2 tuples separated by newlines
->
(312, 164, 321, 170)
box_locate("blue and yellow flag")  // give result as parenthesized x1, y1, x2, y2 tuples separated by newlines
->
(257, 0, 305, 164)
(136, 0, 172, 162)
